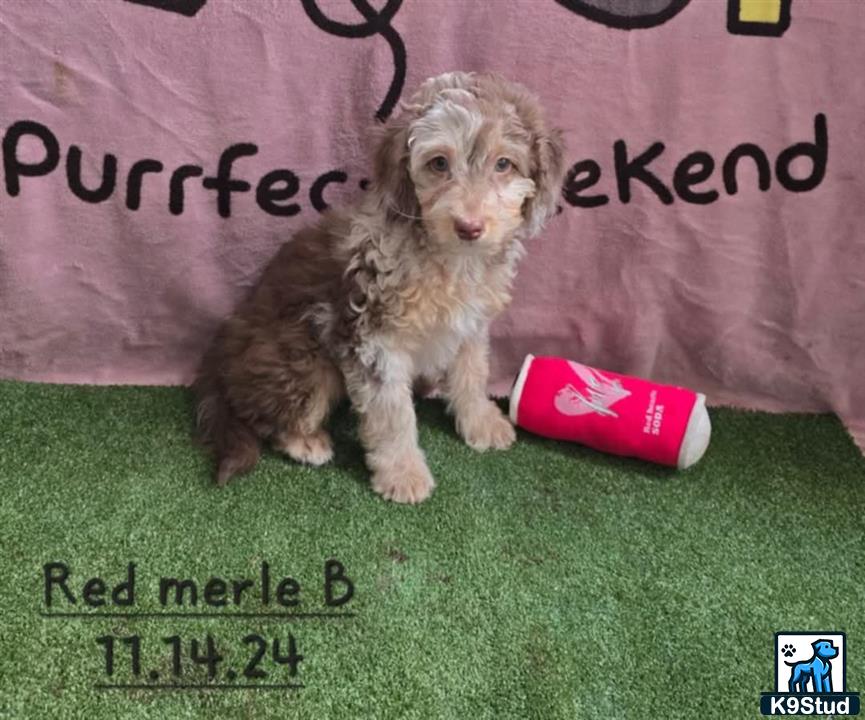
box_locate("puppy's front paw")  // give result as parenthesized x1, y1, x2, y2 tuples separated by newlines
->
(458, 401, 516, 452)
(371, 454, 435, 504)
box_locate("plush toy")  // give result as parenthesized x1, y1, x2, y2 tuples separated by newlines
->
(509, 355, 711, 469)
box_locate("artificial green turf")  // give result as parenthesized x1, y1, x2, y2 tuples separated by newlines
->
(0, 380, 863, 719)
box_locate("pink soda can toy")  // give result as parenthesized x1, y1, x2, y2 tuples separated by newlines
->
(509, 354, 711, 469)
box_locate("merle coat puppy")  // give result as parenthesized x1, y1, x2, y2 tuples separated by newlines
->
(194, 72, 565, 503)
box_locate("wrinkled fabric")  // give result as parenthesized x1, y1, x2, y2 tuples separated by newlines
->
(0, 0, 863, 450)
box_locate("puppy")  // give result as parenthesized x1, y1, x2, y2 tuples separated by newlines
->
(193, 71, 565, 503)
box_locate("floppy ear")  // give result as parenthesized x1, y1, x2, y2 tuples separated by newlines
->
(371, 115, 420, 222)
(523, 126, 566, 237)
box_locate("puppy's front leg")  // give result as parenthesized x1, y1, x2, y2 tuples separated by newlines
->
(446, 332, 516, 452)
(344, 355, 434, 504)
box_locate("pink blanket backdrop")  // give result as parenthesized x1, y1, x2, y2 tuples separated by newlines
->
(1, 0, 864, 450)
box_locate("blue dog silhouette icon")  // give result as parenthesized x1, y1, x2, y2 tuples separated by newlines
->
(786, 639, 838, 693)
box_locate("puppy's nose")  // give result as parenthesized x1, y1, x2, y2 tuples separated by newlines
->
(454, 218, 485, 241)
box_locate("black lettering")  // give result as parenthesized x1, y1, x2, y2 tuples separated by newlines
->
(203, 578, 227, 606)
(261, 561, 270, 605)
(202, 143, 257, 218)
(323, 558, 354, 607)
(256, 169, 300, 216)
(310, 170, 347, 213)
(232, 578, 254, 605)
(126, 158, 164, 211)
(43, 561, 76, 606)
(723, 143, 771, 195)
(169, 164, 203, 215)
(159, 578, 198, 606)
(614, 140, 673, 204)
(3, 120, 61, 196)
(66, 145, 117, 203)
(562, 159, 609, 208)
(276, 578, 300, 607)
(82, 577, 106, 606)
(776, 113, 827, 192)
(112, 563, 135, 606)
(673, 151, 719, 204)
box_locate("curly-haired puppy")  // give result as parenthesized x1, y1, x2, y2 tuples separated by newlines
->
(194, 72, 565, 503)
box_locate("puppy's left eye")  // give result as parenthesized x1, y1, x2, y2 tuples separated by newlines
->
(494, 157, 512, 173)
(428, 155, 450, 173)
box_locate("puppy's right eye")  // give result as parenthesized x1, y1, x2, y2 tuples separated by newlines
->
(428, 156, 449, 173)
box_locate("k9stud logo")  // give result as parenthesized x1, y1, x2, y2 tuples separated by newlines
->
(761, 632, 860, 716)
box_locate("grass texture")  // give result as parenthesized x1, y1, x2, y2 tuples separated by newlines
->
(0, 380, 863, 719)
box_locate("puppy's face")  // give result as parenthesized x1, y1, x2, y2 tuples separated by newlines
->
(373, 73, 565, 252)
(407, 93, 537, 250)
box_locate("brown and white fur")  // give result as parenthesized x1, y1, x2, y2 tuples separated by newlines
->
(193, 72, 565, 503)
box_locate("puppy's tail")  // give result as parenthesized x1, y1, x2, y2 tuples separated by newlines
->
(192, 367, 260, 487)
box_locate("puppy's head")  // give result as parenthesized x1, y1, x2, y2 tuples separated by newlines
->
(372, 72, 565, 251)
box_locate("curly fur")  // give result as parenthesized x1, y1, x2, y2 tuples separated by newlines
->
(193, 72, 565, 502)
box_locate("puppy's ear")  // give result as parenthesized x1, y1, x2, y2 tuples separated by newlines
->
(524, 126, 566, 237)
(372, 116, 420, 222)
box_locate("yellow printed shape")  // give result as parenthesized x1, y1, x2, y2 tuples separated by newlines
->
(739, 0, 782, 23)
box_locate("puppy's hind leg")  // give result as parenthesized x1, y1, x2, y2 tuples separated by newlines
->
(273, 361, 344, 467)
(277, 431, 334, 466)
